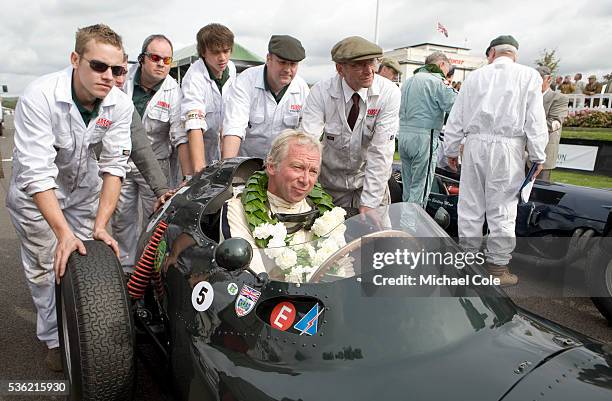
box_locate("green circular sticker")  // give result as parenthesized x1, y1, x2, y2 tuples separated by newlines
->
(227, 282, 238, 296)
(154, 239, 167, 272)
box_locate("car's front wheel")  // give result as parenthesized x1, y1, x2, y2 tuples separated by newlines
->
(56, 240, 135, 400)
(586, 238, 612, 324)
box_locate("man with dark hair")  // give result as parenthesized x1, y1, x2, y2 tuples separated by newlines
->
(6, 24, 133, 371)
(112, 33, 184, 272)
(222, 35, 309, 159)
(179, 23, 236, 173)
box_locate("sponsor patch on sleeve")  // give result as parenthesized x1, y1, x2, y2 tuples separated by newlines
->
(186, 110, 205, 121)
(122, 149, 131, 156)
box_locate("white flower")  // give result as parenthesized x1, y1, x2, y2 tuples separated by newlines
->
(304, 244, 317, 259)
(270, 222, 287, 240)
(253, 223, 276, 239)
(312, 208, 346, 237)
(284, 271, 302, 283)
(264, 236, 286, 259)
(276, 248, 298, 270)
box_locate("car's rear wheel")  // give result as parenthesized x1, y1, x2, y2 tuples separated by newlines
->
(586, 239, 612, 324)
(56, 240, 135, 400)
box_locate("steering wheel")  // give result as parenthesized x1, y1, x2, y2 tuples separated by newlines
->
(308, 229, 414, 283)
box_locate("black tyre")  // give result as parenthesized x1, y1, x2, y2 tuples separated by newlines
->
(56, 240, 135, 400)
(585, 239, 612, 324)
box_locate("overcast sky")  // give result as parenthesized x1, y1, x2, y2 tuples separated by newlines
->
(1, 0, 611, 96)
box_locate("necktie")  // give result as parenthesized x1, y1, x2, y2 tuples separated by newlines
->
(347, 92, 360, 130)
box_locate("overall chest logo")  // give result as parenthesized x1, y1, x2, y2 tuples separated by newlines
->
(156, 100, 171, 109)
(366, 108, 380, 117)
(290, 104, 302, 112)
(95, 118, 112, 129)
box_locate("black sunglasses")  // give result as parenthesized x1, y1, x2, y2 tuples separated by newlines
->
(81, 56, 127, 77)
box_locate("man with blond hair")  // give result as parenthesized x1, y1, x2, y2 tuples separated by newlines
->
(220, 130, 325, 274)
(6, 24, 133, 371)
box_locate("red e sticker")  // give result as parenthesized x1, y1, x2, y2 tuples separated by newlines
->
(270, 302, 296, 331)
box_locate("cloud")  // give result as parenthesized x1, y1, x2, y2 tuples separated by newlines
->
(1, 0, 611, 94)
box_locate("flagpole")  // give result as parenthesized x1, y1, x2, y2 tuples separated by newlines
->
(374, 0, 380, 44)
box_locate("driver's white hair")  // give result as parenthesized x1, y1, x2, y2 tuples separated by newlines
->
(266, 129, 322, 167)
(493, 44, 518, 55)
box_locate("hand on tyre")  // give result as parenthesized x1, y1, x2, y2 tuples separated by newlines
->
(93, 228, 120, 258)
(54, 233, 87, 284)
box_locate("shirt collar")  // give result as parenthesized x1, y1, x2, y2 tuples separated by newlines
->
(267, 190, 308, 212)
(492, 56, 514, 65)
(341, 78, 368, 104)
(134, 66, 164, 92)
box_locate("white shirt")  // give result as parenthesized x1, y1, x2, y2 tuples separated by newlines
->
(221, 191, 313, 274)
(8, 67, 132, 205)
(444, 57, 548, 163)
(302, 73, 400, 208)
(124, 65, 182, 159)
(341, 79, 368, 119)
(222, 64, 310, 159)
(178, 59, 236, 163)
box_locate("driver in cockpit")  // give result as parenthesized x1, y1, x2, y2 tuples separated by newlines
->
(219, 129, 336, 274)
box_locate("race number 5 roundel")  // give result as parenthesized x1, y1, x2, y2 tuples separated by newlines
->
(192, 281, 214, 312)
(269, 302, 296, 331)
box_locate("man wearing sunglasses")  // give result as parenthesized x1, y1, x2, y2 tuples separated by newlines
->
(222, 35, 309, 160)
(301, 36, 401, 215)
(112, 34, 185, 273)
(6, 24, 133, 372)
(178, 23, 237, 173)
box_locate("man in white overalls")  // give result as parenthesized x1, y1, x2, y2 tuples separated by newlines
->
(112, 34, 185, 272)
(6, 24, 133, 371)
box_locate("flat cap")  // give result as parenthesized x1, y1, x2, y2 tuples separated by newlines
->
(331, 36, 383, 63)
(485, 35, 519, 56)
(588, 75, 597, 80)
(381, 58, 401, 73)
(535, 66, 551, 77)
(268, 35, 305, 62)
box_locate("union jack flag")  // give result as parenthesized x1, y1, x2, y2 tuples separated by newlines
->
(437, 22, 448, 38)
(239, 285, 261, 301)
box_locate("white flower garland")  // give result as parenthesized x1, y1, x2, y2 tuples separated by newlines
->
(253, 207, 347, 282)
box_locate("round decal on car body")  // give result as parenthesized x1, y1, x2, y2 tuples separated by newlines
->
(227, 282, 238, 296)
(269, 301, 296, 331)
(192, 281, 214, 312)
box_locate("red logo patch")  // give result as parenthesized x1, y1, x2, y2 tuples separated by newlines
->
(157, 101, 170, 109)
(290, 104, 302, 112)
(269, 302, 296, 331)
(95, 118, 112, 128)
(366, 108, 380, 117)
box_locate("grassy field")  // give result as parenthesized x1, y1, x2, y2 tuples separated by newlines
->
(550, 170, 612, 189)
(562, 129, 612, 141)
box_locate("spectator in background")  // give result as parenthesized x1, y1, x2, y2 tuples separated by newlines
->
(573, 73, 585, 94)
(584, 75, 603, 107)
(377, 58, 401, 83)
(446, 65, 455, 85)
(559, 75, 575, 94)
(603, 75, 612, 107)
(551, 76, 563, 91)
(529, 66, 569, 181)
(454, 81, 462, 91)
